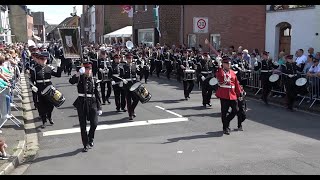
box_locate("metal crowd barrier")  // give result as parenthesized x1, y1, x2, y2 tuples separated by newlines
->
(240, 71, 320, 108)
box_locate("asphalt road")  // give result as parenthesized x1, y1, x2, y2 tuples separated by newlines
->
(22, 71, 320, 175)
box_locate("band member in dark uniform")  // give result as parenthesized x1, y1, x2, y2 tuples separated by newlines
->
(254, 51, 278, 105)
(26, 45, 40, 110)
(148, 49, 156, 77)
(98, 47, 112, 105)
(139, 57, 150, 84)
(197, 52, 216, 107)
(111, 54, 126, 112)
(30, 52, 63, 128)
(180, 50, 196, 100)
(120, 53, 139, 120)
(164, 50, 173, 80)
(281, 55, 304, 111)
(88, 47, 98, 77)
(69, 61, 102, 152)
(215, 56, 244, 135)
(155, 49, 163, 78)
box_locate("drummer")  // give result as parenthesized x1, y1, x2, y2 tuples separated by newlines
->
(280, 55, 304, 111)
(29, 52, 63, 128)
(180, 50, 196, 100)
(120, 53, 139, 120)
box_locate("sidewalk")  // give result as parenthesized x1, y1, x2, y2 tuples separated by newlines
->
(0, 88, 26, 175)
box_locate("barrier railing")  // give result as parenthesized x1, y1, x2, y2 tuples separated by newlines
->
(240, 71, 320, 108)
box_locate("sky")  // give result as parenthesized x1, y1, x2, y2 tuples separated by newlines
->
(27, 5, 83, 25)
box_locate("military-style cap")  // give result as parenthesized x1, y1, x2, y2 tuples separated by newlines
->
(82, 61, 93, 68)
(222, 56, 231, 64)
(286, 55, 293, 59)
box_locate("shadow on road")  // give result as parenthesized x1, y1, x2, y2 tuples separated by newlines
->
(162, 131, 223, 144)
(30, 148, 83, 164)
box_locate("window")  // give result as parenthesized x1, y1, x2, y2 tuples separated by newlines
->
(135, 5, 145, 12)
(144, 5, 148, 11)
(210, 34, 221, 50)
(138, 28, 154, 47)
(187, 34, 197, 48)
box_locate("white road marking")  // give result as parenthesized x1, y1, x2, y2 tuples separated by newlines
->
(43, 117, 189, 137)
(155, 106, 183, 118)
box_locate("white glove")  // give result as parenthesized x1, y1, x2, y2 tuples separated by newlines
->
(288, 74, 294, 78)
(254, 61, 258, 66)
(119, 81, 123, 87)
(99, 68, 104, 73)
(201, 76, 206, 81)
(98, 110, 102, 116)
(56, 59, 61, 67)
(234, 64, 239, 68)
(123, 79, 128, 84)
(79, 67, 85, 74)
(31, 86, 38, 93)
(111, 81, 116, 85)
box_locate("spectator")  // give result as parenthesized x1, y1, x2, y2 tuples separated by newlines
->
(295, 49, 307, 65)
(308, 47, 316, 57)
(277, 51, 286, 66)
(0, 138, 8, 160)
(304, 55, 314, 74)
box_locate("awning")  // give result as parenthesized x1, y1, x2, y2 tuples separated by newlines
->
(103, 26, 132, 38)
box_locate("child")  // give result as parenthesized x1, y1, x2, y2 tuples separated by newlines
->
(0, 138, 8, 160)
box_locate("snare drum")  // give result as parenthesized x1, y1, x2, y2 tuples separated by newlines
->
(269, 74, 280, 88)
(295, 77, 308, 95)
(41, 85, 66, 107)
(129, 82, 152, 104)
(183, 69, 196, 81)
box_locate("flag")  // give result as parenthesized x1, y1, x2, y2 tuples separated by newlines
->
(153, 5, 161, 37)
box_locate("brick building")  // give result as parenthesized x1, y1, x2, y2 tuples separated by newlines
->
(132, 5, 181, 47)
(132, 5, 266, 52)
(8, 5, 33, 43)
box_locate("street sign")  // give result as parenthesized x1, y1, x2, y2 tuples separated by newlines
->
(193, 17, 208, 33)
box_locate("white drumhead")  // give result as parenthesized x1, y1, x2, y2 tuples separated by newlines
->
(41, 85, 53, 95)
(295, 78, 307, 86)
(185, 69, 195, 73)
(269, 74, 279, 82)
(130, 82, 142, 91)
(209, 78, 218, 86)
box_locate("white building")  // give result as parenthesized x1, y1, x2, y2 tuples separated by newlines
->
(88, 5, 96, 43)
(265, 5, 320, 60)
(0, 5, 12, 44)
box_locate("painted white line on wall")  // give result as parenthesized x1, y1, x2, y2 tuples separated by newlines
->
(43, 117, 188, 137)
(155, 106, 183, 118)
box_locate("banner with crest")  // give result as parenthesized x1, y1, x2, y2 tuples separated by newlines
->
(58, 27, 81, 59)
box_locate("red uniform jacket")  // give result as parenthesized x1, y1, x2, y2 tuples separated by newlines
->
(215, 67, 242, 100)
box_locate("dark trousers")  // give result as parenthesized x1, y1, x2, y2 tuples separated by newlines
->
(100, 81, 112, 103)
(126, 90, 139, 117)
(166, 67, 172, 79)
(113, 85, 126, 110)
(150, 65, 155, 76)
(201, 79, 213, 105)
(32, 89, 38, 108)
(220, 99, 238, 130)
(183, 80, 194, 98)
(285, 80, 297, 109)
(65, 62, 73, 75)
(77, 101, 98, 148)
(156, 66, 162, 78)
(37, 94, 54, 124)
(237, 99, 246, 128)
(261, 77, 272, 102)
(140, 70, 149, 83)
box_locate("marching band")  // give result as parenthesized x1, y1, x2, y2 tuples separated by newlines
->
(23, 29, 316, 150)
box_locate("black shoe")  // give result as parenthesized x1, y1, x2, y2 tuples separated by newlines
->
(203, 104, 206, 107)
(133, 114, 136, 118)
(188, 96, 190, 99)
(207, 103, 212, 107)
(48, 119, 54, 125)
(129, 116, 133, 120)
(223, 129, 230, 135)
(88, 142, 94, 148)
(102, 102, 106, 105)
(122, 109, 127, 112)
(41, 122, 47, 129)
(116, 109, 121, 112)
(236, 126, 243, 131)
(185, 97, 188, 101)
(106, 99, 111, 104)
(82, 146, 89, 152)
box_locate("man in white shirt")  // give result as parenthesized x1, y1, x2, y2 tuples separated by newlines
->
(307, 57, 320, 77)
(295, 49, 307, 65)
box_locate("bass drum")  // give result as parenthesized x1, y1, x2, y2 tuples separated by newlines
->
(130, 82, 152, 104)
(295, 77, 308, 95)
(41, 85, 66, 108)
(269, 74, 280, 88)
